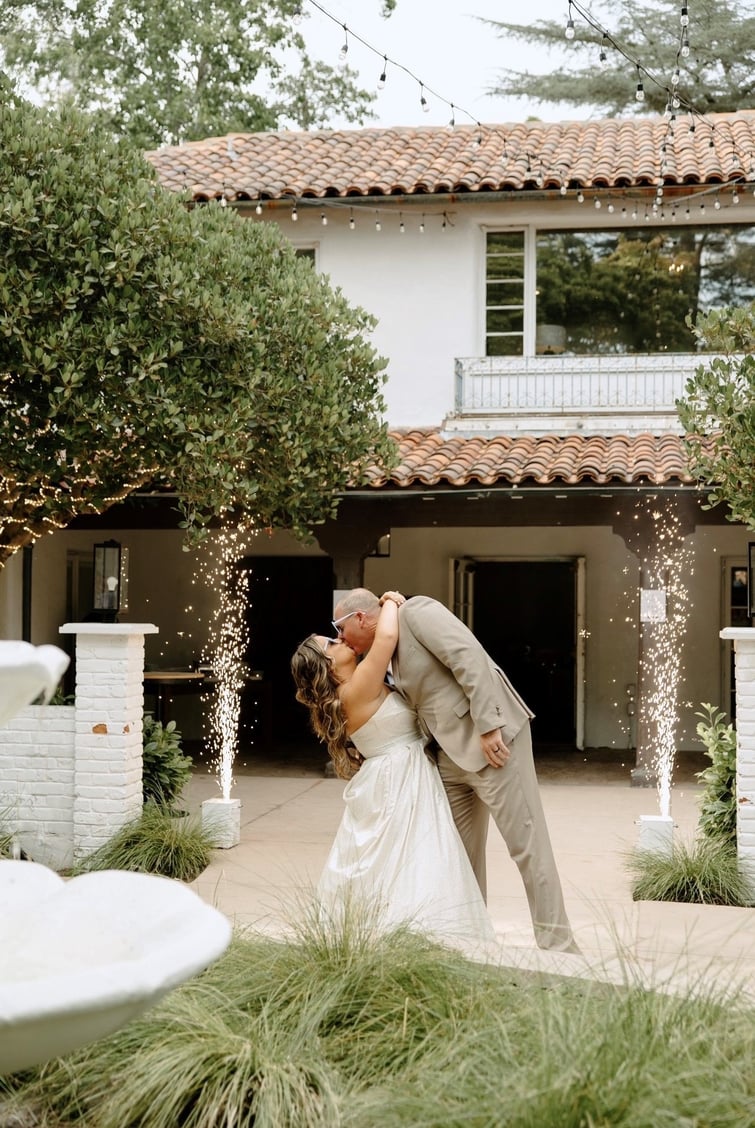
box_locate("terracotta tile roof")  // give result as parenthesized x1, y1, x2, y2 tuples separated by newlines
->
(365, 430, 698, 488)
(146, 113, 755, 203)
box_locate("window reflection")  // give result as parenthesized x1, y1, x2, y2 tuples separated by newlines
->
(535, 225, 755, 356)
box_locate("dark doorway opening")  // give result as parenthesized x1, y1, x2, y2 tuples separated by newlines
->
(240, 555, 333, 768)
(471, 560, 577, 750)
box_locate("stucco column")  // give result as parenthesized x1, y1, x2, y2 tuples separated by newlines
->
(59, 622, 158, 859)
(720, 628, 755, 887)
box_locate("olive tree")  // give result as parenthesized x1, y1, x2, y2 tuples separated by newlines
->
(0, 97, 395, 567)
(677, 304, 755, 529)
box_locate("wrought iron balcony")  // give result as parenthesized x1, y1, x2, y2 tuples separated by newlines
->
(447, 354, 705, 435)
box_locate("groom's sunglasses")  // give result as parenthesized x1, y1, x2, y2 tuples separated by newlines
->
(332, 610, 362, 635)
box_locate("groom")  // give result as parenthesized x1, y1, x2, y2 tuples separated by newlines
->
(332, 588, 577, 953)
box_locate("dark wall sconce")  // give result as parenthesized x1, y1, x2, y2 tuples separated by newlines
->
(91, 540, 129, 622)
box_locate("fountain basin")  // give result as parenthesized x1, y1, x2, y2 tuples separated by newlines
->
(0, 860, 232, 1074)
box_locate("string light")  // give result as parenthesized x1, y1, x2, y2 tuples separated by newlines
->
(255, 202, 262, 215)
(349, 208, 355, 230)
(635, 66, 645, 103)
(448, 104, 456, 128)
(419, 82, 429, 113)
(680, 2, 689, 27)
(375, 212, 381, 231)
(377, 55, 387, 90)
(599, 34, 609, 68)
(419, 215, 425, 233)
(292, 3, 303, 25)
(321, 212, 328, 225)
(399, 213, 405, 233)
(338, 24, 349, 67)
(565, 2, 576, 39)
(577, 189, 585, 203)
(291, 203, 298, 221)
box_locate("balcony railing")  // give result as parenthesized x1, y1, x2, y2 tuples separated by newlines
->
(449, 354, 706, 435)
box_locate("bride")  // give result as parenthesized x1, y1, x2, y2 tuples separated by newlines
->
(290, 591, 495, 949)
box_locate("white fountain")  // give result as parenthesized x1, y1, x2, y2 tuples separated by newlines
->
(0, 641, 232, 1075)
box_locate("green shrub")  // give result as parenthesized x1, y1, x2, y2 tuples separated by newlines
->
(695, 702, 737, 846)
(8, 914, 755, 1127)
(72, 805, 216, 883)
(628, 836, 753, 906)
(142, 713, 193, 812)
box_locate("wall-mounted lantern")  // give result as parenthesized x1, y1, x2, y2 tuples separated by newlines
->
(92, 540, 129, 622)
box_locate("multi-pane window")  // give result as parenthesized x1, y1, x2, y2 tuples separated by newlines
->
(535, 225, 755, 355)
(486, 224, 755, 356)
(485, 231, 525, 355)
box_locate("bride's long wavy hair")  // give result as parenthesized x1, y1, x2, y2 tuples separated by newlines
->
(290, 636, 363, 780)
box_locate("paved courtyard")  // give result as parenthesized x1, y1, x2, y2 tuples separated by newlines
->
(186, 758, 755, 1003)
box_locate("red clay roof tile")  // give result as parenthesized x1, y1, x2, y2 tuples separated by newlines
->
(146, 113, 755, 203)
(365, 429, 699, 489)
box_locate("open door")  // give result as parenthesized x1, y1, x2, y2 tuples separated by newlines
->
(454, 557, 583, 751)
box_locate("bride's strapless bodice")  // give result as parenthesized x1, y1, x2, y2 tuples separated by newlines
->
(350, 692, 424, 759)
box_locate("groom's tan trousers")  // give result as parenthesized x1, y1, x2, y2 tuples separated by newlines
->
(436, 723, 575, 953)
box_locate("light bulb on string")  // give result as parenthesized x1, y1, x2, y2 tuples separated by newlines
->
(714, 196, 721, 210)
(560, 183, 567, 196)
(565, 1, 575, 39)
(448, 104, 456, 129)
(680, 2, 689, 27)
(599, 35, 609, 68)
(419, 82, 429, 113)
(349, 208, 355, 230)
(399, 213, 405, 234)
(733, 190, 740, 204)
(321, 212, 328, 226)
(681, 28, 690, 56)
(292, 3, 302, 25)
(635, 67, 645, 102)
(671, 67, 680, 87)
(594, 196, 602, 209)
(577, 189, 585, 203)
(375, 213, 381, 231)
(338, 25, 349, 68)
(255, 202, 262, 215)
(419, 215, 425, 233)
(291, 203, 298, 221)
(377, 56, 387, 90)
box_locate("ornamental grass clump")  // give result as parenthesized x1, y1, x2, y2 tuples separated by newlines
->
(627, 836, 753, 907)
(6, 907, 755, 1128)
(72, 804, 215, 883)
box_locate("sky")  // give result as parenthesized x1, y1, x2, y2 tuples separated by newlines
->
(298, 0, 593, 129)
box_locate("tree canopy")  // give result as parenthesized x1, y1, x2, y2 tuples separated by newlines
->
(484, 0, 755, 117)
(0, 0, 386, 148)
(0, 97, 395, 567)
(677, 305, 755, 530)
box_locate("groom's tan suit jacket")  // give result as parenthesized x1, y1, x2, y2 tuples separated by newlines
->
(390, 595, 533, 770)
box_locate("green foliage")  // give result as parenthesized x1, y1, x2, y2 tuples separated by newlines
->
(0, 99, 396, 565)
(627, 836, 752, 906)
(8, 911, 755, 1126)
(677, 304, 755, 529)
(141, 713, 193, 812)
(0, 0, 386, 147)
(695, 702, 738, 845)
(484, 0, 755, 116)
(72, 804, 215, 882)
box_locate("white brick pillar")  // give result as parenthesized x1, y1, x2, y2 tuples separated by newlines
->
(720, 628, 755, 888)
(59, 622, 158, 859)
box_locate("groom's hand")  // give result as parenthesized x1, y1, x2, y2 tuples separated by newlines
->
(481, 728, 510, 768)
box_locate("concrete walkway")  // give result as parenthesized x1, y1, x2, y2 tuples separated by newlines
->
(187, 766, 755, 1003)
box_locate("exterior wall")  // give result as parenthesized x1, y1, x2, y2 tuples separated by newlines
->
(721, 630, 755, 887)
(1, 705, 76, 869)
(263, 199, 755, 430)
(0, 624, 156, 868)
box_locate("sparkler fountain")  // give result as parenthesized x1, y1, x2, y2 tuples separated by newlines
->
(199, 525, 253, 848)
(632, 500, 693, 854)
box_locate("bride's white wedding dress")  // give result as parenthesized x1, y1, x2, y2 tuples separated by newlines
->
(318, 692, 495, 949)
